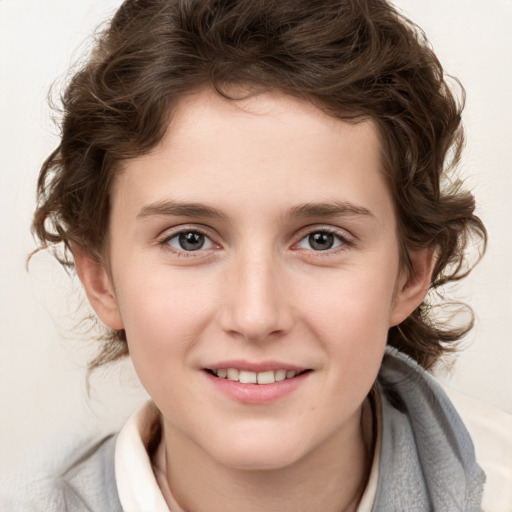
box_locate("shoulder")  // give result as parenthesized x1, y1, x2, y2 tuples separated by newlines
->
(374, 348, 486, 510)
(0, 435, 123, 512)
(58, 434, 123, 512)
(442, 383, 512, 511)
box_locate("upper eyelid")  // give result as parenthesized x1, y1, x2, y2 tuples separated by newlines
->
(293, 224, 356, 242)
(159, 223, 218, 240)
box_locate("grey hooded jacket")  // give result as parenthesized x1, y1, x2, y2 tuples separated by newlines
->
(2, 348, 485, 511)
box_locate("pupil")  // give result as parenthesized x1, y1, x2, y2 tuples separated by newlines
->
(309, 232, 334, 251)
(179, 232, 204, 251)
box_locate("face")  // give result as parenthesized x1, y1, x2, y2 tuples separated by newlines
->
(85, 89, 425, 471)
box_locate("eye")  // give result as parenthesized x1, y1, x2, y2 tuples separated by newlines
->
(166, 230, 215, 252)
(296, 230, 345, 251)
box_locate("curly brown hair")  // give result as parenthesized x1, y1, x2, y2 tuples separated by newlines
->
(32, 0, 486, 371)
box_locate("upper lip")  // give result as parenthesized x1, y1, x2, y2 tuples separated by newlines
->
(204, 360, 309, 373)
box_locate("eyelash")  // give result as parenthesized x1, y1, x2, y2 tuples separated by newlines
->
(292, 226, 355, 254)
(158, 226, 219, 257)
(158, 225, 355, 257)
(294, 227, 354, 251)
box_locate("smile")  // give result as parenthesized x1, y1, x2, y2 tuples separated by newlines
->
(206, 368, 308, 385)
(204, 364, 312, 404)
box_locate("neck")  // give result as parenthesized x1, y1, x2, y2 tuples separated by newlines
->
(161, 400, 373, 512)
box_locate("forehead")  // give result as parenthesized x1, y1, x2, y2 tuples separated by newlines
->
(113, 88, 392, 225)
(167, 88, 381, 162)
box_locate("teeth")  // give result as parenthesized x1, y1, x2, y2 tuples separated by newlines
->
(226, 368, 239, 381)
(213, 368, 302, 384)
(257, 370, 275, 384)
(239, 370, 257, 384)
(275, 369, 286, 382)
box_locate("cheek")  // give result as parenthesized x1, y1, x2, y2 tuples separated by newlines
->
(298, 261, 399, 382)
(112, 269, 210, 371)
(302, 262, 399, 334)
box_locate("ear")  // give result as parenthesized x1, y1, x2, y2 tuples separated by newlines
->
(389, 248, 435, 327)
(72, 245, 124, 331)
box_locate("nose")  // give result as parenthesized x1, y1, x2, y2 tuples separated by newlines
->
(219, 250, 293, 343)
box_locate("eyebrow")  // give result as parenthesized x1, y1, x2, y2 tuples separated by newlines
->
(137, 201, 229, 221)
(287, 201, 373, 219)
(137, 199, 373, 222)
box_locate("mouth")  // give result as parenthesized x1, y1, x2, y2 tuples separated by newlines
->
(204, 368, 311, 385)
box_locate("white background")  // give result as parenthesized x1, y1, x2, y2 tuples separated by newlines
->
(1, 0, 511, 470)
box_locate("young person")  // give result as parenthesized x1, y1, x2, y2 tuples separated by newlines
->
(25, 0, 493, 509)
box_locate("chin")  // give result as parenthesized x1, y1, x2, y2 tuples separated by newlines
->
(206, 432, 311, 472)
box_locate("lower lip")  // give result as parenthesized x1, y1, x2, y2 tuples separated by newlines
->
(204, 371, 310, 404)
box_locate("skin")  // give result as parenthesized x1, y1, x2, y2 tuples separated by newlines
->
(75, 89, 433, 512)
